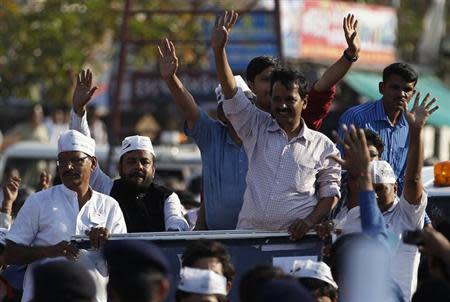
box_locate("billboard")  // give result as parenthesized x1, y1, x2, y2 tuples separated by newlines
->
(280, 0, 397, 68)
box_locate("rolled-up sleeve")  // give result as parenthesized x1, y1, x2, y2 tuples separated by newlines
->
(303, 85, 336, 131)
(164, 193, 190, 231)
(69, 110, 91, 137)
(398, 191, 427, 228)
(317, 143, 341, 199)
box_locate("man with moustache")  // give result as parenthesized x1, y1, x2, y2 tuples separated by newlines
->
(69, 70, 189, 232)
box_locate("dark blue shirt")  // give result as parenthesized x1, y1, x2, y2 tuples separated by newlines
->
(185, 109, 247, 230)
(339, 99, 409, 193)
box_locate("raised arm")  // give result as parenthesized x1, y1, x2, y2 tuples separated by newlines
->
(159, 39, 199, 129)
(313, 14, 360, 92)
(403, 92, 439, 204)
(70, 69, 97, 137)
(212, 10, 239, 99)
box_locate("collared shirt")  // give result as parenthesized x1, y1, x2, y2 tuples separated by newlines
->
(338, 99, 409, 192)
(223, 88, 341, 231)
(70, 110, 189, 231)
(185, 109, 247, 230)
(6, 184, 127, 302)
(339, 191, 427, 301)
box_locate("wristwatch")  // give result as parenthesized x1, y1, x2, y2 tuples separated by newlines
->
(343, 49, 358, 62)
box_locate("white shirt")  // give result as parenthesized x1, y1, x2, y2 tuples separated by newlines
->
(338, 192, 427, 301)
(70, 110, 189, 231)
(223, 88, 341, 230)
(6, 184, 127, 302)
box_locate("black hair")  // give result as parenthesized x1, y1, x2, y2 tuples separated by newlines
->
(182, 240, 235, 282)
(246, 56, 279, 83)
(297, 277, 338, 300)
(270, 68, 309, 99)
(239, 265, 286, 302)
(382, 63, 418, 84)
(108, 267, 166, 302)
(175, 290, 227, 302)
(364, 129, 385, 156)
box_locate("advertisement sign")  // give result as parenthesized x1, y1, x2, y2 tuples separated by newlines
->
(280, 0, 397, 68)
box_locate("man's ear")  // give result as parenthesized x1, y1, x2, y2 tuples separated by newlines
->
(90, 156, 98, 172)
(379, 82, 384, 95)
(302, 94, 308, 110)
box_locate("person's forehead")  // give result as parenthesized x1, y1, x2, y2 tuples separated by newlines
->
(58, 151, 86, 159)
(272, 81, 300, 94)
(256, 66, 274, 78)
(385, 74, 416, 87)
(122, 149, 153, 160)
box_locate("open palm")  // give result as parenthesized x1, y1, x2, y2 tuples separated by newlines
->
(72, 69, 97, 115)
(405, 92, 439, 129)
(158, 38, 178, 78)
(211, 10, 238, 50)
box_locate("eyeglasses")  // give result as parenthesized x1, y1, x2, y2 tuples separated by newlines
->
(56, 156, 90, 168)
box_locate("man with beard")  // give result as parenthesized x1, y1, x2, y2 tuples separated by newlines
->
(69, 70, 189, 232)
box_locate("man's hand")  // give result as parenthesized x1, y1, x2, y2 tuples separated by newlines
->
(314, 220, 339, 240)
(420, 227, 450, 260)
(51, 241, 79, 261)
(211, 10, 238, 51)
(85, 227, 110, 249)
(331, 125, 371, 179)
(2, 176, 20, 214)
(37, 170, 51, 192)
(288, 218, 313, 241)
(158, 38, 179, 79)
(72, 69, 98, 116)
(343, 13, 360, 58)
(404, 92, 439, 130)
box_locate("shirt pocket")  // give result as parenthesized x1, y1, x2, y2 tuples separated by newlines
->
(88, 211, 107, 228)
(295, 163, 317, 192)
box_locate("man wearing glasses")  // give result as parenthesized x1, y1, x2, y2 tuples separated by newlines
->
(3, 129, 127, 302)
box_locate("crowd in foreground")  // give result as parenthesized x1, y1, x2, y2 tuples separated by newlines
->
(0, 10, 448, 302)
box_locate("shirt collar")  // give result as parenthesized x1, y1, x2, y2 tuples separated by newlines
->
(377, 99, 408, 127)
(60, 184, 78, 200)
(384, 196, 400, 213)
(268, 119, 313, 142)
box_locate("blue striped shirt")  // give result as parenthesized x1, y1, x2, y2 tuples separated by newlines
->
(338, 99, 409, 193)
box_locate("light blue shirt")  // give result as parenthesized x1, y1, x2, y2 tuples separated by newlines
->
(185, 109, 247, 230)
(339, 99, 409, 193)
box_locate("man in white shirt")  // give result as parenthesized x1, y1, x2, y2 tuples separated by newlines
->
(68, 69, 189, 232)
(3, 129, 127, 302)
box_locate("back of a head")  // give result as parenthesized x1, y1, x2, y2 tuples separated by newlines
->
(253, 277, 314, 302)
(269, 67, 309, 99)
(181, 240, 235, 283)
(239, 265, 286, 302)
(104, 240, 170, 302)
(246, 56, 279, 83)
(382, 62, 418, 84)
(32, 260, 96, 302)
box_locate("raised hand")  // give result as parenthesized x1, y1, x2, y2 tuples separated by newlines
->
(2, 176, 20, 213)
(404, 92, 439, 129)
(343, 13, 360, 58)
(331, 125, 371, 178)
(72, 69, 98, 116)
(211, 10, 238, 50)
(158, 38, 178, 79)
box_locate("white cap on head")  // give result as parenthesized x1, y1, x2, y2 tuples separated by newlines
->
(215, 75, 254, 104)
(178, 267, 227, 295)
(370, 160, 396, 184)
(119, 135, 155, 159)
(290, 260, 338, 289)
(58, 130, 95, 157)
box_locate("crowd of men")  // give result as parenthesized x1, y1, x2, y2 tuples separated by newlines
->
(0, 10, 448, 302)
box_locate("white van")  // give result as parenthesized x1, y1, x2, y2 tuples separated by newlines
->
(0, 141, 202, 189)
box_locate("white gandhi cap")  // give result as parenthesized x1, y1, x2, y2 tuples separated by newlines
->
(58, 130, 95, 157)
(215, 75, 254, 104)
(119, 135, 155, 159)
(290, 259, 338, 289)
(177, 267, 227, 295)
(370, 160, 396, 184)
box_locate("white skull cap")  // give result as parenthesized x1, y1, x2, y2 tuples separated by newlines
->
(119, 135, 155, 159)
(290, 259, 338, 289)
(58, 130, 95, 157)
(178, 267, 227, 295)
(215, 75, 254, 104)
(370, 160, 396, 184)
